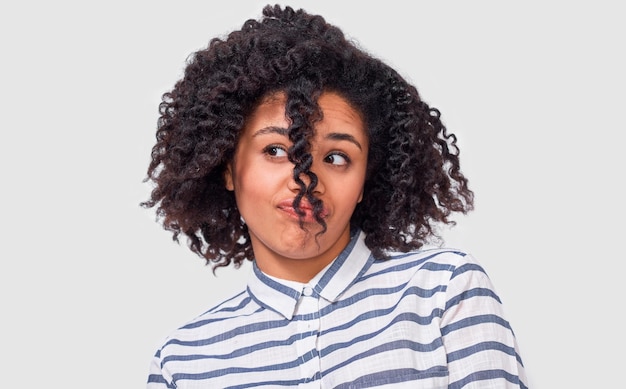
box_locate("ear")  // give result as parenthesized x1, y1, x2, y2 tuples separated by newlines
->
(357, 187, 364, 203)
(224, 163, 234, 191)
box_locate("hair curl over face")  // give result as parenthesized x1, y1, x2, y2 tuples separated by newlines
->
(142, 4, 474, 269)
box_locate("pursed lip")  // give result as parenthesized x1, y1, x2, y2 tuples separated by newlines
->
(277, 198, 328, 222)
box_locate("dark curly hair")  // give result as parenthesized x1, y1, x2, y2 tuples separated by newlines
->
(142, 4, 474, 270)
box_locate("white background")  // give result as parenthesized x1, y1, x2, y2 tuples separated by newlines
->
(1, 1, 624, 388)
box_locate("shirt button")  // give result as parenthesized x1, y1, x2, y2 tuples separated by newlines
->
(303, 287, 313, 296)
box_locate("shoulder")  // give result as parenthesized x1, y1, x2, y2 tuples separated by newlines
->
(154, 287, 256, 353)
(360, 248, 494, 297)
(148, 288, 254, 385)
(368, 247, 479, 278)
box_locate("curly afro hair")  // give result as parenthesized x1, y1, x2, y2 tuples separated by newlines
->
(142, 4, 474, 269)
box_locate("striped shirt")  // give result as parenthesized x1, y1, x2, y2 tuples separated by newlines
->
(147, 229, 528, 388)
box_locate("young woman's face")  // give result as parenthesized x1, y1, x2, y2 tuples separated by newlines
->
(225, 91, 369, 281)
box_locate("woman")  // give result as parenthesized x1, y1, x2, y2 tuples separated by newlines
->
(143, 4, 527, 388)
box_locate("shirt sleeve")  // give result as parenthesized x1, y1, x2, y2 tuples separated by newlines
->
(440, 254, 528, 389)
(146, 348, 175, 389)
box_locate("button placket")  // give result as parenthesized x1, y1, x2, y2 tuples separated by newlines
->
(296, 287, 322, 387)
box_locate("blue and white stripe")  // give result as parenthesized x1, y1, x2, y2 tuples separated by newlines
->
(147, 229, 527, 388)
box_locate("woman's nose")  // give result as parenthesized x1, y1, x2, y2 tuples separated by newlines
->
(287, 170, 325, 195)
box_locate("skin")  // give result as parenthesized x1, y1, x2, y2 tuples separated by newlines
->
(224, 91, 369, 282)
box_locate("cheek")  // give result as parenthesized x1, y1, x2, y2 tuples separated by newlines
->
(335, 177, 366, 211)
(234, 164, 277, 202)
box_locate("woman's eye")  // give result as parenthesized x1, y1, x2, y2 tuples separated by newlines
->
(264, 145, 287, 157)
(324, 153, 349, 166)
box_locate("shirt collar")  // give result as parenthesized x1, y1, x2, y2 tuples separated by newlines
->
(247, 228, 373, 320)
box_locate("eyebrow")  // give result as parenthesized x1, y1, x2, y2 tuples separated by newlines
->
(253, 127, 363, 151)
(252, 126, 289, 137)
(326, 132, 363, 151)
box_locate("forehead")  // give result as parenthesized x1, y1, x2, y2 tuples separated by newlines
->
(244, 93, 289, 128)
(244, 91, 366, 135)
(317, 92, 364, 129)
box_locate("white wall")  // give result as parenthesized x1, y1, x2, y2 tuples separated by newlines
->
(2, 1, 624, 387)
